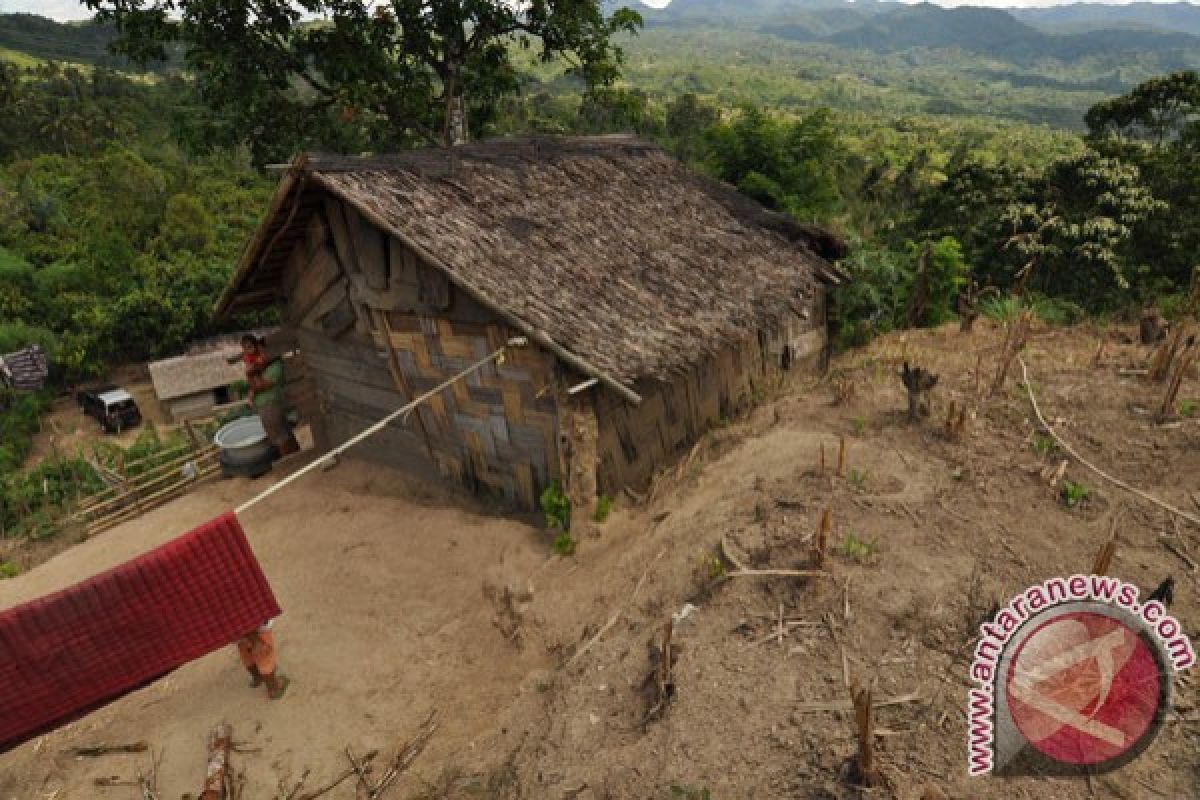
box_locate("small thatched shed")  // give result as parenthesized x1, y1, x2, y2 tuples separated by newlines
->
(148, 349, 247, 421)
(215, 136, 846, 511)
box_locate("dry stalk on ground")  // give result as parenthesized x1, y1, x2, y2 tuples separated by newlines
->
(1092, 536, 1118, 576)
(837, 435, 847, 476)
(200, 724, 232, 800)
(642, 619, 676, 726)
(830, 372, 856, 406)
(943, 400, 968, 440)
(848, 681, 880, 788)
(813, 508, 832, 568)
(1149, 323, 1191, 382)
(990, 310, 1033, 396)
(1157, 335, 1198, 422)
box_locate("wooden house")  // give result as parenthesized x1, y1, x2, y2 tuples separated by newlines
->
(215, 136, 846, 512)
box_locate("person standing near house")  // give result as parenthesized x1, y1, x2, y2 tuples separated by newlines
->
(236, 620, 289, 699)
(240, 336, 299, 457)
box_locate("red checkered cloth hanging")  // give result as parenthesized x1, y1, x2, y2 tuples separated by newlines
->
(0, 512, 280, 753)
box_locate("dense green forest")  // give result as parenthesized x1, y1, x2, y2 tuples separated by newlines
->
(0, 3, 1198, 542)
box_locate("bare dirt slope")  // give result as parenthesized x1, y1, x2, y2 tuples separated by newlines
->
(2, 319, 1198, 799)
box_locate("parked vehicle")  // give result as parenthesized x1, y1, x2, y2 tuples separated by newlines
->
(77, 385, 142, 433)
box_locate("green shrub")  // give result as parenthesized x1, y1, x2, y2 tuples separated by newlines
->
(1179, 399, 1197, 418)
(1029, 294, 1086, 326)
(980, 294, 1025, 322)
(1061, 480, 1090, 508)
(539, 482, 571, 531)
(0, 561, 19, 578)
(552, 531, 576, 556)
(1031, 433, 1056, 457)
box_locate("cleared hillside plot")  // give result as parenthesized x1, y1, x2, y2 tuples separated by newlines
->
(1, 318, 1198, 799)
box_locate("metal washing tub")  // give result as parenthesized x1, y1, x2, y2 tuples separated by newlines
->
(213, 415, 274, 478)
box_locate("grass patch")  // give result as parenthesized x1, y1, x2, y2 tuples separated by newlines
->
(593, 493, 613, 523)
(847, 467, 869, 490)
(1031, 432, 1056, 457)
(671, 786, 713, 800)
(840, 532, 878, 563)
(0, 561, 19, 578)
(1060, 480, 1090, 508)
(1179, 399, 1197, 418)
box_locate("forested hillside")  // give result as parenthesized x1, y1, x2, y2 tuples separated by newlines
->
(0, 5, 1198, 537)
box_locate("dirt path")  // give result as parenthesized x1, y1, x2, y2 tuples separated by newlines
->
(0, 460, 556, 798)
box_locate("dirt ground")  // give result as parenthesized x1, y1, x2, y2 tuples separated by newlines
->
(27, 373, 168, 468)
(2, 319, 1199, 799)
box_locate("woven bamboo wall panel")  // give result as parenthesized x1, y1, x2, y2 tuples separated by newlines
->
(372, 310, 560, 508)
(596, 307, 825, 492)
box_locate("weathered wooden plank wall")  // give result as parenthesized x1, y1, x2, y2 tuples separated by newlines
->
(281, 196, 564, 508)
(593, 299, 827, 493)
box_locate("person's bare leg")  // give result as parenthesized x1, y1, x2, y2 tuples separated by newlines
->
(247, 665, 263, 687)
(263, 671, 290, 699)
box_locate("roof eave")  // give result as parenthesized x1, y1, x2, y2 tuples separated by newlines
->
(213, 153, 311, 320)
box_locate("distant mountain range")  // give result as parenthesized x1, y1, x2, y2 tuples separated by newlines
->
(619, 0, 1200, 65)
(4, 1, 1200, 74)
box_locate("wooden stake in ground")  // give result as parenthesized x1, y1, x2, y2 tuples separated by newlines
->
(1092, 536, 1118, 576)
(849, 681, 879, 788)
(819, 442, 826, 474)
(836, 436, 847, 477)
(200, 724, 232, 800)
(900, 362, 938, 420)
(813, 507, 832, 568)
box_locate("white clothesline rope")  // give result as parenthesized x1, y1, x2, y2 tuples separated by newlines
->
(235, 337, 527, 515)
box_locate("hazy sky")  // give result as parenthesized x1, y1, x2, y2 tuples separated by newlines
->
(1, 0, 1196, 21)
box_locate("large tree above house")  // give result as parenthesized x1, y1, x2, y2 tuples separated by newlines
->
(82, 0, 643, 161)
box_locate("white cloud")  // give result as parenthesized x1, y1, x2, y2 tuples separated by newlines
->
(0, 1, 93, 21)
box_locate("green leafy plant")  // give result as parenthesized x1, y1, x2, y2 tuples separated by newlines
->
(0, 561, 19, 578)
(847, 467, 869, 490)
(1179, 399, 1197, 418)
(840, 533, 879, 563)
(852, 415, 868, 436)
(539, 482, 571, 531)
(701, 553, 727, 580)
(593, 494, 613, 523)
(1061, 480, 1090, 508)
(670, 786, 712, 800)
(552, 531, 577, 557)
(1031, 433, 1056, 457)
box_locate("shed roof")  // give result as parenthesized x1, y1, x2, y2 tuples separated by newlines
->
(148, 349, 245, 401)
(216, 136, 847, 388)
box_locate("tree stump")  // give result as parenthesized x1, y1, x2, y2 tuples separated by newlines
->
(900, 362, 938, 421)
(1140, 307, 1169, 345)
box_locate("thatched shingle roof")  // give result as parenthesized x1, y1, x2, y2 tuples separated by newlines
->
(217, 136, 846, 388)
(148, 349, 244, 401)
